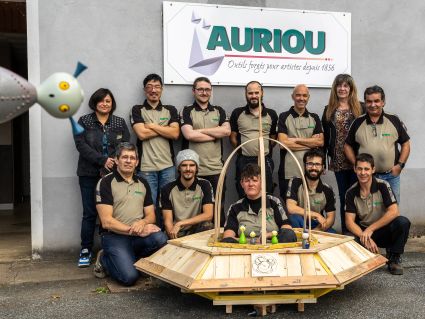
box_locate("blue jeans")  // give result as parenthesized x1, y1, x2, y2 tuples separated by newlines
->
(101, 231, 167, 286)
(334, 169, 357, 233)
(375, 172, 400, 203)
(139, 166, 176, 205)
(288, 214, 336, 233)
(79, 176, 100, 251)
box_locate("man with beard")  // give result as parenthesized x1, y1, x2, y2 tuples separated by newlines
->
(277, 84, 324, 199)
(180, 77, 230, 225)
(160, 149, 214, 239)
(286, 149, 336, 233)
(230, 81, 278, 198)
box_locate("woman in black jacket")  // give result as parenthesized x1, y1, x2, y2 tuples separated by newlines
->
(74, 88, 130, 267)
(321, 74, 363, 233)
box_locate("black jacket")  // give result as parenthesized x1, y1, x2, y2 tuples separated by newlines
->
(74, 112, 130, 176)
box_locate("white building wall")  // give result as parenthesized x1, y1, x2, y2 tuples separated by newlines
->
(27, 0, 425, 253)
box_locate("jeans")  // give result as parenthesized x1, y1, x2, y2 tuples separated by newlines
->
(101, 231, 167, 286)
(375, 172, 400, 203)
(288, 214, 337, 233)
(79, 176, 100, 251)
(334, 169, 357, 233)
(358, 216, 410, 254)
(139, 166, 176, 229)
(235, 155, 274, 198)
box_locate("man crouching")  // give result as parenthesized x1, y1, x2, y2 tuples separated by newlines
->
(222, 163, 297, 244)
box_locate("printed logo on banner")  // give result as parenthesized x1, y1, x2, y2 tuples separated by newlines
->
(163, 2, 351, 87)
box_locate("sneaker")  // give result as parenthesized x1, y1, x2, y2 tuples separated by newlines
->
(388, 253, 403, 275)
(93, 250, 107, 279)
(78, 248, 92, 268)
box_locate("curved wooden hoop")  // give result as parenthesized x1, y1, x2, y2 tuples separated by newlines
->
(213, 137, 312, 243)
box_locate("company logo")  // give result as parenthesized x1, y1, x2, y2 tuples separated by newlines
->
(193, 195, 201, 201)
(189, 10, 326, 76)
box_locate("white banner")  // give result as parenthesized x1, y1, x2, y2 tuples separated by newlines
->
(163, 2, 351, 87)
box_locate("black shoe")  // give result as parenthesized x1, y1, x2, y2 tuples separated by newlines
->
(387, 253, 403, 275)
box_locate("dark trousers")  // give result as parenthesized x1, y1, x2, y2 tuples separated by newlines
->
(79, 176, 100, 251)
(235, 155, 274, 198)
(278, 178, 290, 201)
(359, 216, 411, 254)
(199, 174, 226, 226)
(101, 231, 167, 286)
(334, 169, 357, 233)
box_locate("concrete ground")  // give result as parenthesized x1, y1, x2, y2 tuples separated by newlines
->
(0, 238, 425, 318)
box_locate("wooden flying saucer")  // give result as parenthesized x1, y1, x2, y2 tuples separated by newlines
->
(135, 96, 387, 315)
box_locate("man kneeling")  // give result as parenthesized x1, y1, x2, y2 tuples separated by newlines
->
(345, 153, 410, 275)
(222, 163, 297, 243)
(95, 143, 167, 286)
(161, 149, 214, 239)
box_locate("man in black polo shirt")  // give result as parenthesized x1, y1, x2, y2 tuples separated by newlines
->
(130, 74, 180, 220)
(161, 149, 214, 239)
(345, 153, 410, 275)
(94, 143, 167, 286)
(286, 149, 336, 233)
(229, 81, 278, 198)
(277, 84, 324, 199)
(222, 163, 296, 244)
(180, 77, 230, 225)
(344, 85, 410, 203)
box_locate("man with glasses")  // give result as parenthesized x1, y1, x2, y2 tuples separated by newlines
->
(230, 81, 278, 198)
(180, 77, 230, 225)
(345, 153, 410, 275)
(344, 85, 410, 203)
(131, 74, 180, 227)
(94, 143, 167, 286)
(286, 149, 336, 232)
(277, 84, 324, 199)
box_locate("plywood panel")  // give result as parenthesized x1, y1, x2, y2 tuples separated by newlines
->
(319, 248, 345, 274)
(313, 255, 328, 276)
(229, 256, 249, 278)
(213, 255, 231, 279)
(177, 251, 210, 278)
(300, 254, 317, 276)
(169, 249, 199, 272)
(286, 254, 302, 276)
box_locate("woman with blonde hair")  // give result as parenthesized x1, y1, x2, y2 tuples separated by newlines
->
(321, 74, 363, 233)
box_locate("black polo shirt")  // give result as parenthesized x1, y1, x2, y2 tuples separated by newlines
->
(345, 111, 409, 173)
(224, 195, 290, 237)
(180, 102, 228, 176)
(96, 170, 153, 226)
(345, 177, 397, 227)
(229, 104, 277, 156)
(287, 178, 336, 216)
(130, 100, 179, 171)
(278, 107, 323, 179)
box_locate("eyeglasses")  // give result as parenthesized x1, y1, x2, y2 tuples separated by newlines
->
(194, 88, 212, 93)
(306, 162, 323, 168)
(145, 84, 162, 91)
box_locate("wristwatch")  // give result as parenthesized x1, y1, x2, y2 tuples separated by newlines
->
(398, 162, 406, 169)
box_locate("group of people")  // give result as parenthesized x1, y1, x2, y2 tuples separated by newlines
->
(73, 72, 411, 286)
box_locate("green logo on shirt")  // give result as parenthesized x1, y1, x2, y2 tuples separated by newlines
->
(308, 125, 315, 128)
(381, 133, 391, 137)
(159, 117, 169, 120)
(135, 191, 145, 196)
(193, 195, 201, 201)
(373, 201, 382, 207)
(313, 199, 321, 205)
(211, 117, 219, 122)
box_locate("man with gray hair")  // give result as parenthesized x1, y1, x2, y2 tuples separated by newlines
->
(160, 149, 214, 239)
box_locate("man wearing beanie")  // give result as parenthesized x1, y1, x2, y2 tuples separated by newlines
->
(160, 149, 214, 239)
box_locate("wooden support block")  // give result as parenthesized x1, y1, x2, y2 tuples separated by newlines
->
(225, 305, 232, 314)
(269, 304, 276, 313)
(297, 302, 305, 312)
(254, 305, 267, 316)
